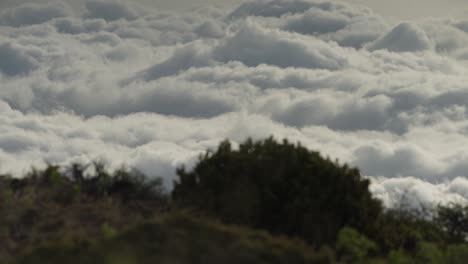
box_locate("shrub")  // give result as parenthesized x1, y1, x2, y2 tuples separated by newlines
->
(15, 214, 332, 264)
(435, 203, 468, 243)
(336, 227, 378, 263)
(173, 137, 382, 246)
(445, 244, 468, 264)
(375, 208, 446, 253)
(388, 249, 413, 264)
(0, 163, 168, 261)
(415, 242, 444, 264)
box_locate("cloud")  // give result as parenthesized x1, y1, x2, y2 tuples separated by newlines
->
(227, 0, 388, 49)
(0, 43, 39, 76)
(284, 7, 349, 35)
(139, 44, 215, 81)
(137, 21, 351, 81)
(0, 1, 72, 27)
(2, 0, 468, 208)
(370, 177, 467, 209)
(53, 17, 107, 34)
(212, 22, 349, 69)
(353, 144, 441, 181)
(105, 44, 138, 61)
(195, 20, 225, 39)
(228, 0, 330, 19)
(0, 104, 293, 186)
(255, 90, 393, 130)
(84, 0, 141, 21)
(422, 22, 468, 54)
(368, 22, 433, 52)
(81, 32, 122, 46)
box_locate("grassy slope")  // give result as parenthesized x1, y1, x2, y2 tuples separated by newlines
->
(0, 165, 168, 261)
(14, 213, 332, 264)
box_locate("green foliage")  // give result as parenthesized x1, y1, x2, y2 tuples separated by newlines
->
(375, 208, 446, 253)
(173, 137, 382, 246)
(15, 214, 332, 264)
(0, 163, 168, 262)
(101, 223, 117, 239)
(336, 227, 378, 263)
(414, 242, 444, 264)
(3, 139, 468, 263)
(435, 203, 468, 243)
(387, 243, 445, 264)
(445, 244, 468, 264)
(388, 249, 414, 264)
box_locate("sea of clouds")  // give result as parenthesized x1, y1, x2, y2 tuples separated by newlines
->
(2, 0, 468, 208)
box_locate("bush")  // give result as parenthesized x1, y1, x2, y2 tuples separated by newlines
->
(388, 249, 413, 264)
(415, 242, 444, 264)
(435, 203, 468, 243)
(374, 208, 446, 253)
(0, 163, 168, 261)
(4, 139, 468, 263)
(445, 244, 468, 264)
(387, 243, 445, 264)
(336, 227, 378, 263)
(15, 214, 332, 264)
(173, 137, 383, 246)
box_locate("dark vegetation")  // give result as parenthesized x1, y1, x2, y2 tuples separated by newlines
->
(173, 138, 381, 247)
(15, 214, 331, 264)
(0, 163, 168, 262)
(1, 137, 468, 263)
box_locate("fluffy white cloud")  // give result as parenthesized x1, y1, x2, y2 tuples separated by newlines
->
(139, 44, 215, 81)
(282, 2, 387, 48)
(368, 22, 433, 52)
(84, 0, 141, 21)
(370, 177, 467, 209)
(284, 7, 349, 35)
(2, 0, 468, 207)
(0, 1, 72, 27)
(228, 0, 331, 19)
(212, 22, 349, 69)
(0, 42, 39, 76)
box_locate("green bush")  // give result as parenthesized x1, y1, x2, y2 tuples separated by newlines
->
(415, 242, 444, 264)
(445, 244, 468, 264)
(435, 203, 468, 243)
(15, 214, 332, 264)
(388, 243, 445, 264)
(375, 208, 445, 253)
(388, 249, 414, 264)
(173, 137, 382, 246)
(4, 139, 468, 263)
(0, 163, 168, 261)
(336, 227, 378, 263)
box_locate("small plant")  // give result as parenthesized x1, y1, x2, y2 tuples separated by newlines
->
(388, 249, 413, 264)
(415, 242, 444, 264)
(445, 244, 468, 264)
(101, 223, 117, 239)
(336, 227, 378, 263)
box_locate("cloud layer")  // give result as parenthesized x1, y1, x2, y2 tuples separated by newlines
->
(2, 0, 468, 207)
